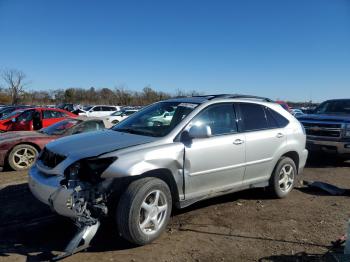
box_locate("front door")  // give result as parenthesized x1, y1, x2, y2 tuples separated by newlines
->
(184, 103, 246, 199)
(12, 109, 35, 131)
(88, 106, 102, 117)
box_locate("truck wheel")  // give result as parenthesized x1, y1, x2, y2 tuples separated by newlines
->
(116, 177, 172, 245)
(8, 144, 38, 171)
(269, 157, 297, 198)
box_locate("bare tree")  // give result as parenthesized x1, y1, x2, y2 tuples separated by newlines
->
(1, 69, 28, 104)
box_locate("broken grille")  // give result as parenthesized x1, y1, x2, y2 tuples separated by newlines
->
(38, 148, 66, 168)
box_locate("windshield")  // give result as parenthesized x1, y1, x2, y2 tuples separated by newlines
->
(315, 100, 350, 115)
(112, 101, 199, 137)
(83, 106, 92, 111)
(41, 119, 80, 135)
(0, 110, 23, 120)
(111, 111, 124, 116)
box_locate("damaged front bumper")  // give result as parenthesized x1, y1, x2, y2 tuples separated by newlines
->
(29, 165, 109, 260)
(29, 165, 109, 221)
(29, 165, 79, 218)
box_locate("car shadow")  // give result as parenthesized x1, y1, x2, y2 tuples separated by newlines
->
(306, 153, 350, 168)
(0, 182, 276, 260)
(0, 182, 139, 261)
(173, 187, 270, 216)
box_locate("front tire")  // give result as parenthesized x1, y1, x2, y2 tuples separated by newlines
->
(8, 144, 38, 171)
(116, 177, 172, 245)
(269, 157, 297, 198)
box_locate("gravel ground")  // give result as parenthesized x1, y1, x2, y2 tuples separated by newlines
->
(0, 156, 350, 262)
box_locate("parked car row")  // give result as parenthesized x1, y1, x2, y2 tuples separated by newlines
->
(0, 117, 112, 171)
(0, 104, 137, 171)
(0, 107, 77, 132)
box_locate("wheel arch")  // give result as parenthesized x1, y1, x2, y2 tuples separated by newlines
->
(271, 150, 300, 178)
(137, 168, 180, 204)
(109, 168, 180, 207)
(5, 142, 41, 164)
(280, 151, 300, 174)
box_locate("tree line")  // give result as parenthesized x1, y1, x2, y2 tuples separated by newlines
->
(0, 69, 202, 106)
(0, 69, 318, 108)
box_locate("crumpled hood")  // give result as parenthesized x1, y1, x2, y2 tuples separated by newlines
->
(0, 131, 49, 142)
(46, 129, 157, 159)
(298, 114, 350, 123)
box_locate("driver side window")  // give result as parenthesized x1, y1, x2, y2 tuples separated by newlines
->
(17, 110, 34, 122)
(190, 103, 237, 136)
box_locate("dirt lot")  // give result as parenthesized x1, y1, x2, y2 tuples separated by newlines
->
(1, 156, 350, 262)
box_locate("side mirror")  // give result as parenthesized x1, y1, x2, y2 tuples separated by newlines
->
(188, 125, 212, 139)
(11, 118, 16, 123)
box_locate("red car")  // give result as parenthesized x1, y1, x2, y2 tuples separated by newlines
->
(0, 117, 112, 171)
(276, 100, 291, 113)
(0, 107, 77, 132)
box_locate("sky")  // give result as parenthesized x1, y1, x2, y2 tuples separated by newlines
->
(0, 0, 349, 102)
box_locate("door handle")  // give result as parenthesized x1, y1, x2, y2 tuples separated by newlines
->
(276, 133, 284, 138)
(233, 139, 244, 145)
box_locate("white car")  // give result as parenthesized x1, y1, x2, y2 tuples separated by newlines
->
(106, 109, 138, 124)
(291, 108, 304, 117)
(79, 105, 121, 117)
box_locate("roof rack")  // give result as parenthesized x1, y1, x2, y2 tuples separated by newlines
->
(191, 94, 274, 102)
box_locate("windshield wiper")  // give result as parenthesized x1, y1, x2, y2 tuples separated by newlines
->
(114, 128, 155, 136)
(37, 129, 48, 135)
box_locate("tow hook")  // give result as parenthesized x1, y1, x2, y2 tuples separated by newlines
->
(52, 220, 101, 261)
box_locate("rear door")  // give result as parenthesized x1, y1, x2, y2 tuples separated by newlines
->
(238, 103, 287, 184)
(42, 109, 66, 128)
(184, 103, 246, 198)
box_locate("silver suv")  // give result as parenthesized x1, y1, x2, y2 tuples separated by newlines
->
(29, 94, 308, 250)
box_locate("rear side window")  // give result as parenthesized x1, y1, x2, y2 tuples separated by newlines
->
(101, 106, 110, 111)
(265, 107, 289, 128)
(43, 110, 65, 119)
(18, 110, 35, 121)
(239, 103, 268, 131)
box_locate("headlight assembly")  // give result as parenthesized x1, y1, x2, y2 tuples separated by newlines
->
(65, 157, 117, 183)
(69, 162, 81, 180)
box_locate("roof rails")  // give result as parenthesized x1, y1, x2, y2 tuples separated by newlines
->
(191, 94, 274, 102)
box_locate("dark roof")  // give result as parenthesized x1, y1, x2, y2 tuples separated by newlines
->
(322, 99, 350, 102)
(165, 96, 211, 104)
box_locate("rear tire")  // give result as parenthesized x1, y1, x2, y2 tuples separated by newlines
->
(269, 157, 297, 198)
(8, 144, 38, 171)
(116, 177, 172, 245)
